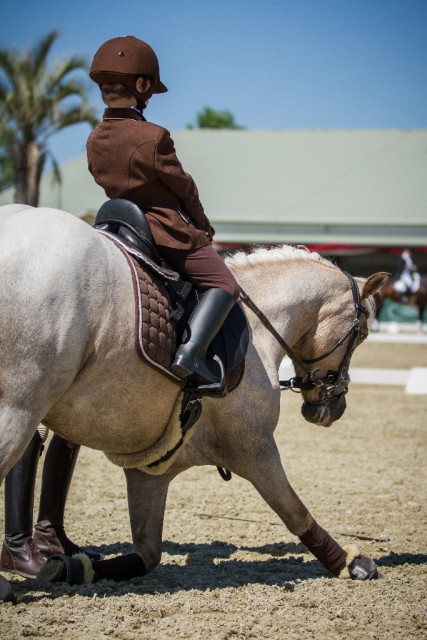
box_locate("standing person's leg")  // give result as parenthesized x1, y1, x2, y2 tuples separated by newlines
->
(0, 432, 46, 577)
(33, 435, 101, 560)
(1, 433, 101, 578)
(161, 245, 240, 385)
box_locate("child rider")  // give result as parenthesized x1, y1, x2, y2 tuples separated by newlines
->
(87, 36, 240, 389)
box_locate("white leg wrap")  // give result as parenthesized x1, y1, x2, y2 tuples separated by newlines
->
(338, 544, 360, 579)
(72, 553, 95, 584)
(37, 424, 49, 443)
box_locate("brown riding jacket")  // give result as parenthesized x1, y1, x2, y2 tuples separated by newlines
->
(86, 107, 212, 251)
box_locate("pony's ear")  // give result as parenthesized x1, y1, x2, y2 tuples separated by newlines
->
(362, 272, 390, 298)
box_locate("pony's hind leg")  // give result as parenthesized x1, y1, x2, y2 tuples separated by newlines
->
(88, 468, 172, 582)
(37, 468, 174, 585)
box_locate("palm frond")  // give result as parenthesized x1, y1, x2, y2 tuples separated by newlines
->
(54, 103, 99, 131)
(0, 49, 19, 92)
(32, 31, 60, 78)
(48, 55, 89, 88)
(46, 150, 62, 186)
(49, 78, 87, 102)
(0, 31, 97, 205)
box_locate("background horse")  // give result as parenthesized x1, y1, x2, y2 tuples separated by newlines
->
(0, 205, 387, 600)
(379, 275, 427, 329)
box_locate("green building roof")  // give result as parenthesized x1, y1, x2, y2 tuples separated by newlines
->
(2, 129, 426, 247)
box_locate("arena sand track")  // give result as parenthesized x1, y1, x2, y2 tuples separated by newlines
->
(0, 340, 426, 639)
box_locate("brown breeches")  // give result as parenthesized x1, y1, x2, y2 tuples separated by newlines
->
(160, 244, 240, 300)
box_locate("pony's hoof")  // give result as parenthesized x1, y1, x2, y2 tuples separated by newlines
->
(349, 554, 379, 580)
(0, 575, 16, 604)
(37, 554, 88, 585)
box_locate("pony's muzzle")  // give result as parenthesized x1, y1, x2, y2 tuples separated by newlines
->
(301, 393, 347, 427)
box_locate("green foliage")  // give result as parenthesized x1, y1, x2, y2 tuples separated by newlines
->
(0, 148, 14, 192)
(187, 107, 245, 130)
(0, 30, 98, 204)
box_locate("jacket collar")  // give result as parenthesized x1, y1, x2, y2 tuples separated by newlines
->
(103, 107, 146, 122)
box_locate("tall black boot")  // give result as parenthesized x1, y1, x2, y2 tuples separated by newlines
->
(33, 435, 101, 560)
(171, 288, 235, 386)
(0, 432, 46, 578)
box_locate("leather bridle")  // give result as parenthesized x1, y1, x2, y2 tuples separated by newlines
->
(239, 271, 370, 404)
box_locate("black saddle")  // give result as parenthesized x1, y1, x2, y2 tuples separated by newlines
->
(94, 198, 162, 263)
(94, 199, 249, 386)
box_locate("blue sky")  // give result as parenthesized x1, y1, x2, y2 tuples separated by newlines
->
(2, 0, 427, 164)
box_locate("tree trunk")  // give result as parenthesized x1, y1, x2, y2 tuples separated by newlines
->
(14, 142, 42, 207)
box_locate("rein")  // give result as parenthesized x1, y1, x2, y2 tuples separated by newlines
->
(239, 271, 370, 400)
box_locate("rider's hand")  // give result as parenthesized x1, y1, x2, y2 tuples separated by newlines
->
(204, 225, 215, 241)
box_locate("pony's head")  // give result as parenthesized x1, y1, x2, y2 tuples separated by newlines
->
(296, 272, 388, 427)
(228, 245, 388, 428)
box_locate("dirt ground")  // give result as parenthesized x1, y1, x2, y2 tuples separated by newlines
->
(0, 339, 426, 639)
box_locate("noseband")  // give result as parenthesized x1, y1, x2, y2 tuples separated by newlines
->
(239, 272, 370, 403)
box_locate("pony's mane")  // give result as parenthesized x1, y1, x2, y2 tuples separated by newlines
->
(226, 244, 380, 324)
(225, 244, 336, 271)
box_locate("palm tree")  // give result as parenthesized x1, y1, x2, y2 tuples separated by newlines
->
(0, 30, 98, 206)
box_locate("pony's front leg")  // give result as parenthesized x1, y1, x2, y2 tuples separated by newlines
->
(38, 468, 171, 585)
(234, 438, 378, 580)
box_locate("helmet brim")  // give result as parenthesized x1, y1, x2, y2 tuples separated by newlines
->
(155, 80, 168, 94)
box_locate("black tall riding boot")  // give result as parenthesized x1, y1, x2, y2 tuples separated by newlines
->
(171, 288, 235, 386)
(33, 435, 101, 560)
(0, 432, 46, 578)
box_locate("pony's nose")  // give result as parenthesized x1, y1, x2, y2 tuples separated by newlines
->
(301, 395, 346, 427)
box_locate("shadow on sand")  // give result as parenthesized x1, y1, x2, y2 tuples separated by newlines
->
(5, 541, 427, 604)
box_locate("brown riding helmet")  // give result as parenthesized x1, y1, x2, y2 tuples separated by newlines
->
(89, 36, 168, 99)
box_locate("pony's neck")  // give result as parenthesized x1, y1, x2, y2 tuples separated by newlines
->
(230, 252, 336, 370)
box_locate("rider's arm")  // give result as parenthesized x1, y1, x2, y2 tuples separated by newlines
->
(154, 128, 213, 237)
